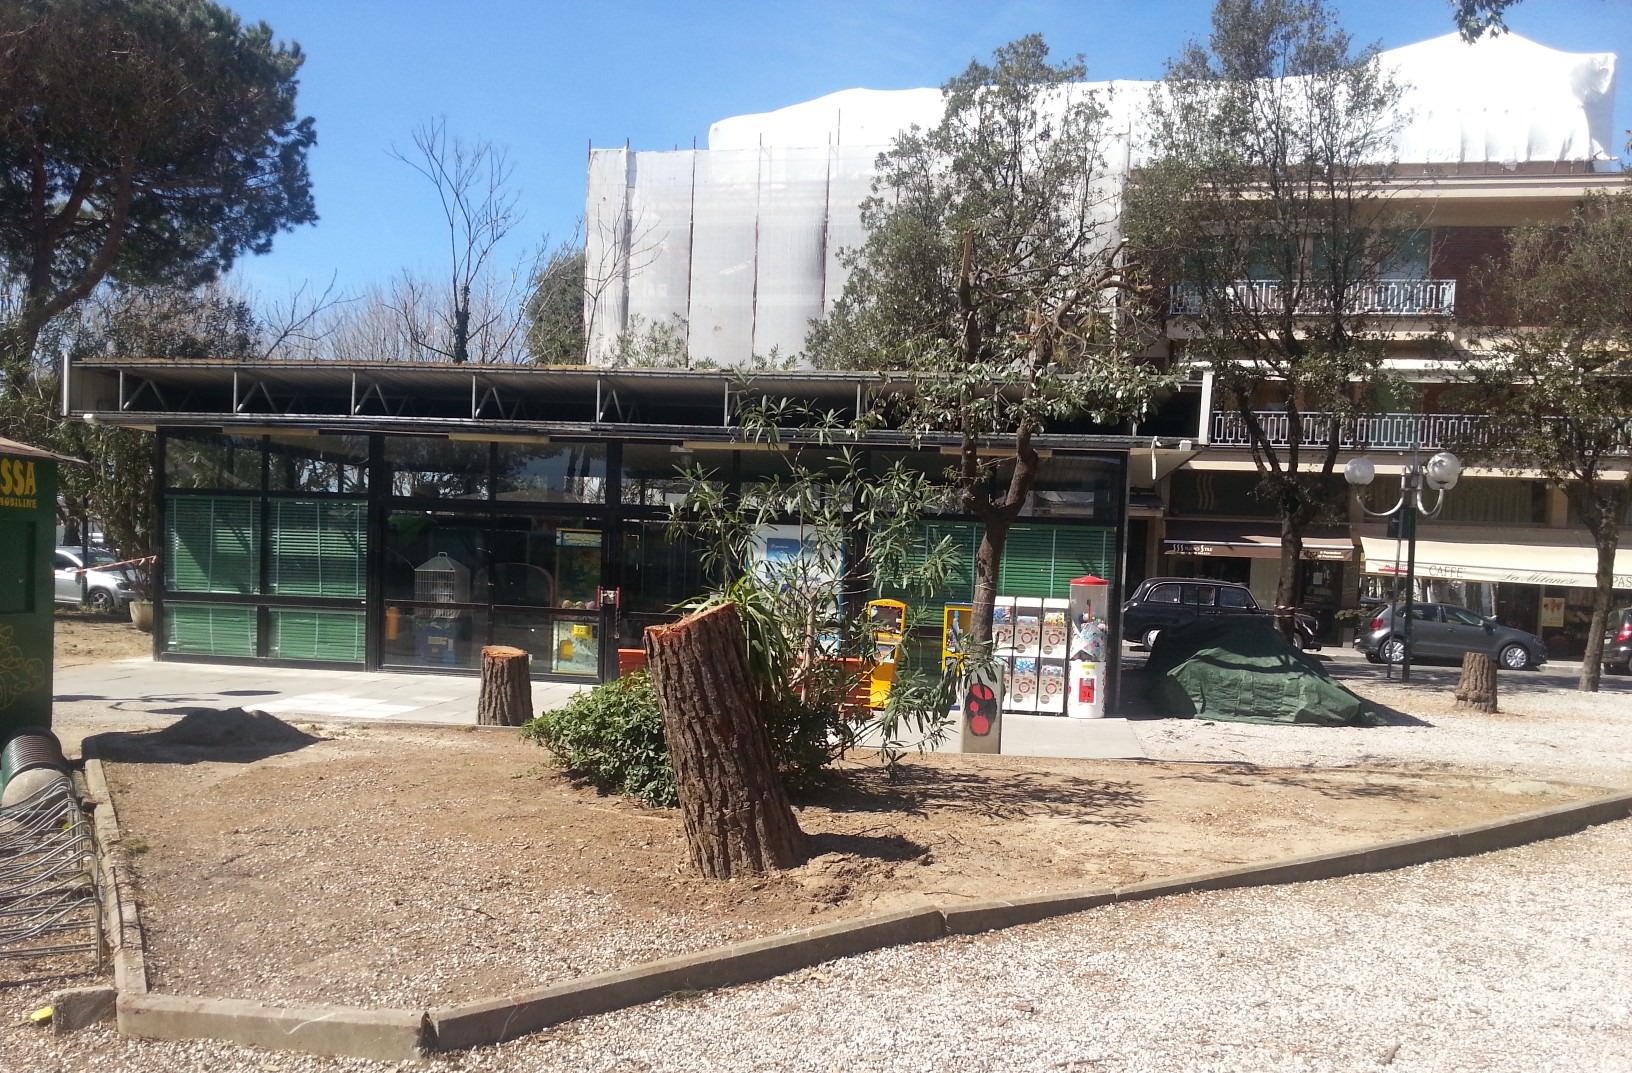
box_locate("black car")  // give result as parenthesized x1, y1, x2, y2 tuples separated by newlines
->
(1353, 602, 1546, 670)
(1121, 577, 1320, 650)
(1603, 607, 1632, 675)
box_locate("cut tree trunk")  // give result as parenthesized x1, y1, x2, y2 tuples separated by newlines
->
(644, 602, 805, 879)
(1454, 651, 1498, 713)
(477, 645, 533, 726)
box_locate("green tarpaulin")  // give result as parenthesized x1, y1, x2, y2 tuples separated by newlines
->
(1145, 620, 1377, 726)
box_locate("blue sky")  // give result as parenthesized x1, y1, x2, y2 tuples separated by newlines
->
(230, 0, 1631, 301)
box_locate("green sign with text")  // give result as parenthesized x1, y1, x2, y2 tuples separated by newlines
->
(0, 445, 57, 734)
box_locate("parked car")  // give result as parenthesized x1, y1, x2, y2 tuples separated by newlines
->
(1121, 577, 1320, 650)
(1602, 607, 1632, 675)
(1353, 602, 1545, 670)
(53, 546, 136, 616)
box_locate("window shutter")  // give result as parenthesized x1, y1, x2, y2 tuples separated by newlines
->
(165, 604, 257, 657)
(270, 500, 366, 597)
(270, 609, 365, 662)
(166, 497, 259, 594)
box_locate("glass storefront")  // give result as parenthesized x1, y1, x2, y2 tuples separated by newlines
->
(153, 430, 1128, 683)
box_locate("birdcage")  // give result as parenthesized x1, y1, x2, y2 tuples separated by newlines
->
(414, 553, 469, 620)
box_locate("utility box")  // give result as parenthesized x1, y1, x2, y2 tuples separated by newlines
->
(0, 438, 60, 736)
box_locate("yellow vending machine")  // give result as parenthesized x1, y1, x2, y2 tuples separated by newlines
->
(941, 603, 972, 673)
(865, 599, 905, 707)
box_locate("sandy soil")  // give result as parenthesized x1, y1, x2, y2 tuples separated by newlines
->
(24, 615, 1621, 1012)
(84, 710, 1602, 1008)
(54, 610, 152, 667)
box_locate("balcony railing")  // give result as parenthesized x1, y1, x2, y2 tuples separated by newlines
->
(1170, 278, 1457, 318)
(1209, 411, 1484, 451)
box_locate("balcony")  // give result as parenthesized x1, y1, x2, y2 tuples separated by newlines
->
(1209, 411, 1483, 451)
(1170, 279, 1457, 318)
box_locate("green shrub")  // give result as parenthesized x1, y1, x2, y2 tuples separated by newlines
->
(522, 671, 676, 807)
(522, 663, 844, 806)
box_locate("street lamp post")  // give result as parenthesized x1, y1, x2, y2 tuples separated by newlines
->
(1344, 447, 1462, 683)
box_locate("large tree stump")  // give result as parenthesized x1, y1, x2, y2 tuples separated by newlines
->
(477, 645, 533, 726)
(644, 602, 805, 878)
(1454, 651, 1499, 713)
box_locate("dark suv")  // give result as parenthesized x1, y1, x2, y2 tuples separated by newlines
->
(1603, 608, 1632, 675)
(1121, 577, 1319, 650)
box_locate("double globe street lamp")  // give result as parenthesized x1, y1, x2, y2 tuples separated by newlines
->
(1344, 448, 1463, 682)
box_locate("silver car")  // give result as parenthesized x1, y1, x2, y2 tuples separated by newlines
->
(53, 546, 136, 615)
(1353, 602, 1546, 670)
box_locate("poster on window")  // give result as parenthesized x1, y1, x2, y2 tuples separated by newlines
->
(1540, 596, 1566, 628)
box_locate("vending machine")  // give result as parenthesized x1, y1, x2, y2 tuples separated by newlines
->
(1037, 597, 1070, 715)
(865, 599, 906, 708)
(1067, 575, 1111, 718)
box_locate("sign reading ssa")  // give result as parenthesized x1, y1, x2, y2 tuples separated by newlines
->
(0, 456, 40, 508)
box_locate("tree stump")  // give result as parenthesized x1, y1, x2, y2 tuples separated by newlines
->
(644, 602, 805, 878)
(477, 645, 533, 726)
(1454, 651, 1499, 713)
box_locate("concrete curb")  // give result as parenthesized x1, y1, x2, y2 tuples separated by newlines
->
(943, 789, 1632, 934)
(116, 993, 430, 1062)
(74, 755, 1632, 1059)
(78, 753, 147, 999)
(428, 903, 947, 1049)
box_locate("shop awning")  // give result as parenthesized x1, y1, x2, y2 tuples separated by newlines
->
(1358, 534, 1632, 589)
(1164, 522, 1355, 561)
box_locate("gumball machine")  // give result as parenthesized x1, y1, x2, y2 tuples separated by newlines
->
(1066, 575, 1111, 718)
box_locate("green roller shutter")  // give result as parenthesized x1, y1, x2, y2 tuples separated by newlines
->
(999, 526, 1117, 598)
(270, 500, 366, 597)
(885, 522, 1117, 606)
(165, 604, 257, 657)
(166, 497, 259, 594)
(270, 609, 365, 662)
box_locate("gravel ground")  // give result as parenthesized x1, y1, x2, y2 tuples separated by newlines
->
(2, 671, 1629, 1072)
(1137, 669, 1632, 787)
(4, 817, 1627, 1072)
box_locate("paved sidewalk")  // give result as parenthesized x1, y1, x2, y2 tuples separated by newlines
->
(52, 659, 590, 728)
(50, 659, 1148, 758)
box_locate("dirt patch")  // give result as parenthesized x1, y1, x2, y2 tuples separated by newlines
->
(92, 716, 1603, 1009)
(54, 609, 151, 667)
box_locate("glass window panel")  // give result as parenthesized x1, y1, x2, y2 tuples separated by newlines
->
(165, 603, 257, 657)
(270, 500, 367, 597)
(492, 611, 601, 678)
(165, 431, 262, 491)
(621, 443, 727, 507)
(383, 512, 485, 602)
(487, 515, 602, 609)
(620, 521, 710, 618)
(495, 443, 606, 503)
(381, 602, 487, 671)
(269, 609, 365, 662)
(266, 434, 370, 493)
(385, 437, 490, 500)
(166, 497, 259, 594)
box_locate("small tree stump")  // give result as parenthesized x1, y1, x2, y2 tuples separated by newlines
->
(1454, 651, 1498, 713)
(477, 645, 533, 726)
(644, 602, 805, 879)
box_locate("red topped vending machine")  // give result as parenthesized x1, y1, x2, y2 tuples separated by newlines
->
(1066, 575, 1111, 718)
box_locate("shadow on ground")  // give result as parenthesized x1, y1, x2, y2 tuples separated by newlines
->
(88, 707, 325, 765)
(814, 765, 1146, 827)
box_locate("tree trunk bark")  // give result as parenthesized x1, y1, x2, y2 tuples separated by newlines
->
(1454, 651, 1498, 713)
(476, 645, 533, 726)
(644, 602, 805, 879)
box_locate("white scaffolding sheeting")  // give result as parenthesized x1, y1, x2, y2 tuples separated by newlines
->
(585, 32, 1617, 368)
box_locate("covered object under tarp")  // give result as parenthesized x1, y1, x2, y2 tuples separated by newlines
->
(1145, 620, 1377, 726)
